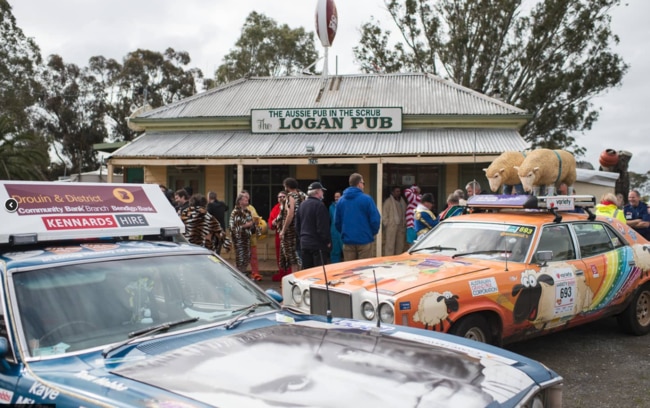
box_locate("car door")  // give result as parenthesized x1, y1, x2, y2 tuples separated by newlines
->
(526, 224, 589, 329)
(572, 221, 636, 313)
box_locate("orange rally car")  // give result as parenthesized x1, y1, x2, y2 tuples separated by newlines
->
(282, 194, 650, 346)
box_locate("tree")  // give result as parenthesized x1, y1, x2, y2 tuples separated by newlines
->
(34, 55, 108, 176)
(0, 0, 43, 128)
(354, 0, 628, 155)
(0, 115, 48, 180)
(629, 171, 650, 199)
(88, 48, 203, 142)
(211, 12, 319, 86)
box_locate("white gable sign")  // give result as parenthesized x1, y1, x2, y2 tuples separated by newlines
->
(251, 107, 402, 133)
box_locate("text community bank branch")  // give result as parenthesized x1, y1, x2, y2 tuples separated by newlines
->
(108, 73, 529, 255)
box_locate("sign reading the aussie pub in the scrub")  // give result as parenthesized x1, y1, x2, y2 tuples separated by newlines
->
(251, 107, 402, 133)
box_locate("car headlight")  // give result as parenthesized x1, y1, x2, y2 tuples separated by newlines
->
(378, 303, 395, 324)
(303, 289, 310, 306)
(361, 301, 376, 320)
(291, 285, 303, 304)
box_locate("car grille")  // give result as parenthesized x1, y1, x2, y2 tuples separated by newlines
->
(310, 287, 353, 318)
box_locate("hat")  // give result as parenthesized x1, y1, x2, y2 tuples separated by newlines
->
(308, 182, 327, 191)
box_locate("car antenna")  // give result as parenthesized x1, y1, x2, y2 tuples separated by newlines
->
(504, 228, 509, 272)
(370, 269, 382, 335)
(319, 250, 332, 323)
(503, 223, 508, 272)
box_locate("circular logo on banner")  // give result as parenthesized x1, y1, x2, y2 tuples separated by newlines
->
(5, 198, 18, 213)
(113, 188, 135, 203)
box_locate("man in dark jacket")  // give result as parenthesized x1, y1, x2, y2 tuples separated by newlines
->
(207, 191, 228, 254)
(334, 173, 381, 260)
(207, 192, 228, 229)
(296, 182, 331, 269)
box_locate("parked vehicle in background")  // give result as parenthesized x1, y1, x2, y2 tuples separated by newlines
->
(0, 181, 562, 407)
(283, 194, 650, 346)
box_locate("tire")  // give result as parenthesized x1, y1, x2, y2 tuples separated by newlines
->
(617, 284, 650, 335)
(449, 314, 492, 344)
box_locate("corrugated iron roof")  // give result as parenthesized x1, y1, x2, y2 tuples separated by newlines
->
(111, 129, 527, 159)
(138, 73, 526, 120)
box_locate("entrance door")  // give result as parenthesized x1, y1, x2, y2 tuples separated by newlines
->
(320, 175, 350, 207)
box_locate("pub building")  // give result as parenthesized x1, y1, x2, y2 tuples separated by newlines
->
(107, 72, 529, 256)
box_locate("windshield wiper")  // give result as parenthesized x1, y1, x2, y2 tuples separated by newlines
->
(224, 302, 272, 330)
(452, 250, 511, 259)
(102, 316, 199, 358)
(409, 245, 457, 254)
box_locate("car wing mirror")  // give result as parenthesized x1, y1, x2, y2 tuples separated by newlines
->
(266, 289, 283, 303)
(536, 250, 553, 266)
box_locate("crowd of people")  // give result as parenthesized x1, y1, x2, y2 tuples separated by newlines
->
(159, 174, 650, 281)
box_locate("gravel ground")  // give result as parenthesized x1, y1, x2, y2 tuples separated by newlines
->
(506, 317, 650, 408)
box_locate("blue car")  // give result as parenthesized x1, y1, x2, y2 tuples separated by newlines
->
(0, 181, 562, 407)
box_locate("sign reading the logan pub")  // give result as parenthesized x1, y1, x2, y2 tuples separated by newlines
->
(251, 107, 402, 133)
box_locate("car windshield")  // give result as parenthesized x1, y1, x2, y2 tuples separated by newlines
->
(411, 222, 535, 263)
(11, 254, 277, 357)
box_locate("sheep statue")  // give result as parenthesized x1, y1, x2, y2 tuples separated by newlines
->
(483, 151, 526, 193)
(514, 149, 577, 194)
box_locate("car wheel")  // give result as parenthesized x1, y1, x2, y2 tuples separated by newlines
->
(449, 314, 492, 344)
(617, 284, 650, 335)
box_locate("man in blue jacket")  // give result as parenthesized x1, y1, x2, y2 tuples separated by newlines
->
(335, 173, 381, 260)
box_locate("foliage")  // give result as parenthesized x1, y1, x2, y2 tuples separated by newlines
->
(0, 0, 43, 128)
(34, 55, 108, 175)
(30, 49, 202, 179)
(211, 12, 319, 87)
(0, 115, 48, 180)
(629, 171, 650, 198)
(354, 0, 628, 155)
(87, 48, 203, 142)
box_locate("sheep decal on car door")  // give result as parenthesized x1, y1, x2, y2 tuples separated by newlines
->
(512, 267, 594, 330)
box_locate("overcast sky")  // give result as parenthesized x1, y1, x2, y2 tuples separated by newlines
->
(10, 0, 650, 174)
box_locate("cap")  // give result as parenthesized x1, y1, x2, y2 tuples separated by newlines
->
(308, 182, 327, 191)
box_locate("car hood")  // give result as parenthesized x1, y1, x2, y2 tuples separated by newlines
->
(292, 254, 494, 294)
(27, 316, 554, 408)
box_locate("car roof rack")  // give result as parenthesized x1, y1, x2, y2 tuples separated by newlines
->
(1, 181, 184, 246)
(467, 194, 596, 223)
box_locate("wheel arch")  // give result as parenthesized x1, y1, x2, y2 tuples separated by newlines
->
(450, 308, 504, 346)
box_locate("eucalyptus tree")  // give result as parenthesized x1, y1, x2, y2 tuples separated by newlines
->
(0, 0, 43, 128)
(0, 115, 48, 180)
(354, 0, 628, 153)
(88, 48, 203, 142)
(212, 11, 319, 86)
(34, 55, 108, 175)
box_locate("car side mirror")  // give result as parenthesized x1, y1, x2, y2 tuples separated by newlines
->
(266, 289, 283, 303)
(536, 250, 553, 266)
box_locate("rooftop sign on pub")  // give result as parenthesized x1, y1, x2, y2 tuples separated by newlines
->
(251, 107, 402, 133)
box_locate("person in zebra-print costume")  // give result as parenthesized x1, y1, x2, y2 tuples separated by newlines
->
(229, 192, 259, 279)
(279, 178, 305, 272)
(269, 191, 291, 282)
(180, 194, 225, 252)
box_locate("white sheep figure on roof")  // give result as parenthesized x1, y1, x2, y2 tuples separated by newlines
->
(483, 151, 526, 193)
(514, 149, 577, 193)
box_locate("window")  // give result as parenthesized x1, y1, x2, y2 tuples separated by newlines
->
(536, 225, 575, 261)
(232, 165, 290, 220)
(574, 223, 623, 257)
